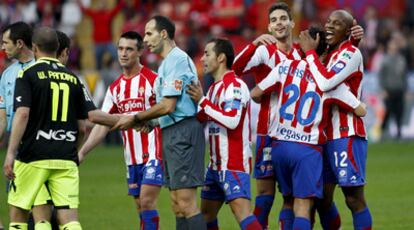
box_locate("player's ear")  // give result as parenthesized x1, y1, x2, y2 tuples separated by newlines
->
(290, 20, 295, 29)
(217, 53, 226, 64)
(137, 47, 144, 56)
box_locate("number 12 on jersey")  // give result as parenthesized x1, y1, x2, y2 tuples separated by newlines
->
(50, 82, 69, 122)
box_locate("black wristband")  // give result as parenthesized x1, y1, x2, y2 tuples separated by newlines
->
(133, 113, 140, 123)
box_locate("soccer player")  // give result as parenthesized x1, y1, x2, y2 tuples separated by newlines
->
(114, 16, 206, 230)
(78, 31, 163, 229)
(232, 3, 364, 228)
(56, 30, 71, 65)
(0, 21, 57, 230)
(2, 26, 118, 230)
(186, 38, 261, 230)
(250, 27, 366, 230)
(232, 3, 303, 229)
(301, 10, 372, 230)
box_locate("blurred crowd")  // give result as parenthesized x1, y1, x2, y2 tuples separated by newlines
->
(1, 0, 413, 141)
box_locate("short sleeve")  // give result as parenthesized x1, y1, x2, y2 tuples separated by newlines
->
(0, 74, 6, 109)
(76, 80, 97, 119)
(161, 57, 193, 97)
(14, 71, 32, 110)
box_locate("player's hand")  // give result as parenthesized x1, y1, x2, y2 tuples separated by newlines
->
(253, 34, 277, 46)
(299, 30, 319, 53)
(112, 114, 136, 130)
(351, 19, 364, 41)
(186, 81, 203, 103)
(78, 152, 85, 164)
(134, 122, 153, 133)
(3, 154, 15, 180)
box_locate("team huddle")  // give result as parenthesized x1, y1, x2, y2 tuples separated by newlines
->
(0, 2, 372, 230)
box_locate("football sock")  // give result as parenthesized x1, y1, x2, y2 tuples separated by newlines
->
(9, 222, 28, 230)
(239, 215, 262, 230)
(176, 216, 188, 230)
(253, 194, 274, 229)
(279, 208, 294, 230)
(141, 210, 160, 230)
(352, 208, 372, 230)
(206, 219, 218, 230)
(319, 203, 341, 230)
(187, 213, 206, 230)
(35, 220, 52, 230)
(293, 217, 311, 230)
(59, 221, 82, 230)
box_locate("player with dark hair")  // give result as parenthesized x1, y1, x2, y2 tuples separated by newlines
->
(187, 38, 262, 230)
(251, 27, 366, 230)
(232, 3, 303, 229)
(78, 31, 162, 229)
(114, 15, 207, 230)
(56, 30, 71, 65)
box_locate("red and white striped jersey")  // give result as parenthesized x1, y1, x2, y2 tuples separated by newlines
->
(102, 66, 161, 165)
(258, 60, 361, 145)
(197, 71, 252, 173)
(232, 42, 302, 135)
(306, 40, 366, 140)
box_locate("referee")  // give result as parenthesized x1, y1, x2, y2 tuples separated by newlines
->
(114, 16, 206, 230)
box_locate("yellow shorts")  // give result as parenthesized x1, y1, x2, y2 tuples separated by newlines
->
(8, 160, 79, 210)
(33, 185, 52, 206)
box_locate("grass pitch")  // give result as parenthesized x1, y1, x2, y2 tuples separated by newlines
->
(0, 141, 413, 229)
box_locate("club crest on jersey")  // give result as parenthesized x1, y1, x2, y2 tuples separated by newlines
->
(341, 52, 352, 60)
(139, 86, 145, 96)
(233, 88, 242, 99)
(332, 61, 346, 73)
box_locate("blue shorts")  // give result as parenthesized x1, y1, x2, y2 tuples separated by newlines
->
(272, 140, 323, 199)
(127, 159, 163, 197)
(201, 169, 251, 203)
(323, 136, 367, 187)
(253, 135, 275, 179)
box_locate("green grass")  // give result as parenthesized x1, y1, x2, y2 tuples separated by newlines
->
(1, 142, 414, 229)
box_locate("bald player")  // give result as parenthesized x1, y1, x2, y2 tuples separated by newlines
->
(300, 10, 372, 230)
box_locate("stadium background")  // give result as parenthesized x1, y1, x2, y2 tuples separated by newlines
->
(0, 0, 413, 229)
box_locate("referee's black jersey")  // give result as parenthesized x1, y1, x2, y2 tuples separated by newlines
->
(14, 57, 96, 164)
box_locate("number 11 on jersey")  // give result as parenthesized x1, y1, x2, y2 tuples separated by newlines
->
(50, 82, 69, 122)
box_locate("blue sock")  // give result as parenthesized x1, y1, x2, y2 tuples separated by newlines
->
(293, 217, 311, 230)
(279, 208, 294, 230)
(140, 210, 159, 230)
(254, 195, 274, 229)
(319, 203, 341, 230)
(206, 219, 218, 230)
(240, 215, 261, 230)
(352, 208, 372, 230)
